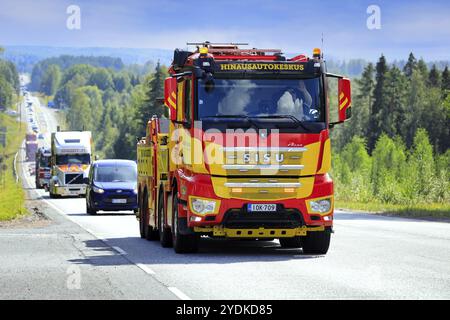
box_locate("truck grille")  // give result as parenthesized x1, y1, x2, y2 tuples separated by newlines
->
(65, 174, 84, 185)
(222, 206, 304, 229)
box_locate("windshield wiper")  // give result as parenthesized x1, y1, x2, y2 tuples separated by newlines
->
(201, 115, 260, 128)
(249, 115, 311, 132)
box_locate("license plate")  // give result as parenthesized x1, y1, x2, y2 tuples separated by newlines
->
(112, 199, 127, 204)
(247, 204, 277, 212)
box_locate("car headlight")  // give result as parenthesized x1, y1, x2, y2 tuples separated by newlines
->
(93, 186, 104, 194)
(308, 198, 332, 214)
(189, 197, 220, 215)
(133, 188, 138, 195)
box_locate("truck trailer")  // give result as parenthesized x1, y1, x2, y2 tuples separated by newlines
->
(137, 43, 352, 253)
(48, 130, 92, 198)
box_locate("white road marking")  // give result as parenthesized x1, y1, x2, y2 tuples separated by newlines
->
(168, 287, 192, 300)
(136, 263, 156, 275)
(112, 246, 127, 255)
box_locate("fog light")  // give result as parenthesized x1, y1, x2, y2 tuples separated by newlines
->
(190, 216, 202, 222)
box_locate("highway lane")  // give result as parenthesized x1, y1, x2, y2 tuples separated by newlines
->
(19, 91, 450, 300)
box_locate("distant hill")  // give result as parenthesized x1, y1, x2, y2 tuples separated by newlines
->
(3, 45, 174, 72)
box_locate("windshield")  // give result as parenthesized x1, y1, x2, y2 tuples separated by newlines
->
(197, 78, 323, 122)
(94, 165, 137, 183)
(56, 154, 90, 165)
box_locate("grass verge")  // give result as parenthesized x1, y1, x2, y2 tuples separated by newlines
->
(335, 200, 450, 219)
(0, 113, 27, 221)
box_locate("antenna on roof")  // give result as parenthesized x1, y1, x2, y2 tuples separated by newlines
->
(321, 32, 324, 59)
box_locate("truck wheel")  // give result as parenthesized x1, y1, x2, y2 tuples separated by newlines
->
(172, 194, 198, 254)
(302, 229, 331, 255)
(279, 237, 302, 248)
(140, 194, 158, 241)
(158, 192, 172, 248)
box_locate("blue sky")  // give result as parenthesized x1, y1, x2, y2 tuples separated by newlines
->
(0, 0, 449, 61)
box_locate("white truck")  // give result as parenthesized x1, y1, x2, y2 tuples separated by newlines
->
(48, 131, 92, 198)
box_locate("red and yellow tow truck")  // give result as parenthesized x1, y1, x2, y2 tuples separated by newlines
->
(137, 42, 352, 253)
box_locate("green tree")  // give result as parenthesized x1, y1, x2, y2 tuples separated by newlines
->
(88, 68, 114, 91)
(333, 136, 373, 202)
(0, 77, 14, 108)
(417, 58, 429, 80)
(368, 55, 389, 152)
(442, 66, 450, 93)
(371, 134, 408, 203)
(113, 73, 131, 93)
(339, 63, 374, 145)
(428, 64, 441, 87)
(67, 89, 92, 131)
(404, 69, 427, 148)
(409, 129, 435, 200)
(135, 62, 167, 136)
(40, 64, 61, 96)
(403, 52, 417, 79)
(381, 66, 408, 138)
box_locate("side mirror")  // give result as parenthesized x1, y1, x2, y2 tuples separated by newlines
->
(338, 78, 352, 122)
(164, 77, 177, 122)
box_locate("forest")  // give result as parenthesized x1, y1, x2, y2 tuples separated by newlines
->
(0, 47, 20, 110)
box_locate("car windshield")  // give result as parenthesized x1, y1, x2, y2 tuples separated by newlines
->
(94, 165, 137, 183)
(56, 154, 90, 165)
(197, 78, 323, 122)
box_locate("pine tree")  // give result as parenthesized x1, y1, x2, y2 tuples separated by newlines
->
(403, 52, 417, 78)
(417, 58, 429, 80)
(135, 62, 166, 136)
(428, 64, 441, 87)
(368, 55, 389, 152)
(404, 69, 427, 148)
(442, 66, 450, 92)
(338, 63, 374, 146)
(383, 66, 408, 137)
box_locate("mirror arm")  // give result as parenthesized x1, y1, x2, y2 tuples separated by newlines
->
(325, 72, 344, 79)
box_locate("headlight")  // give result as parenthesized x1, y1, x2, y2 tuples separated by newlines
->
(308, 198, 332, 214)
(93, 186, 104, 194)
(133, 188, 138, 195)
(189, 197, 220, 215)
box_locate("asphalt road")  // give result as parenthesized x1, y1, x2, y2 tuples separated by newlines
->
(1, 90, 449, 299)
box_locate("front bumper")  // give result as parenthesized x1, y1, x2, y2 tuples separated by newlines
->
(54, 185, 86, 196)
(91, 192, 138, 211)
(178, 173, 334, 233)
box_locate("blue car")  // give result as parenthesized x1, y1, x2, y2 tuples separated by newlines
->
(85, 160, 138, 215)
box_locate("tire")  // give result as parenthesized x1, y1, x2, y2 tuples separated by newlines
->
(140, 193, 158, 241)
(302, 229, 331, 255)
(279, 236, 302, 248)
(86, 197, 97, 215)
(172, 192, 199, 254)
(158, 191, 172, 247)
